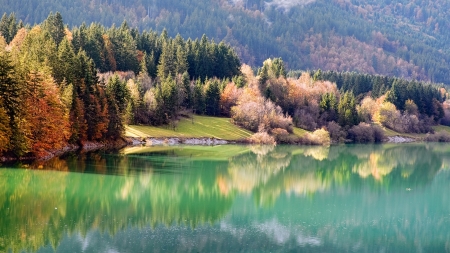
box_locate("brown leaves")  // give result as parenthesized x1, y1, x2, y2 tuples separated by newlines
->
(24, 72, 70, 157)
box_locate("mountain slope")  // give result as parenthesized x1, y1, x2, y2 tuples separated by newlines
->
(2, 0, 450, 83)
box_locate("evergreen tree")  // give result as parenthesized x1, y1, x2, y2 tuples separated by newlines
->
(106, 91, 123, 139)
(204, 79, 221, 116)
(338, 91, 359, 127)
(0, 13, 18, 44)
(175, 45, 188, 75)
(42, 12, 66, 46)
(193, 79, 204, 114)
(320, 92, 338, 122)
(107, 75, 129, 113)
(0, 52, 27, 155)
(54, 37, 76, 85)
(157, 40, 175, 79)
(181, 72, 192, 108)
(0, 13, 8, 42)
(159, 75, 178, 120)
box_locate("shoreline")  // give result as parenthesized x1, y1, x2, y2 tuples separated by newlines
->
(0, 134, 439, 162)
(0, 139, 129, 162)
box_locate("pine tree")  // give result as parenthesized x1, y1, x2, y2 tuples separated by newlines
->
(175, 45, 188, 75)
(338, 91, 359, 127)
(106, 75, 129, 114)
(54, 37, 76, 85)
(0, 52, 27, 155)
(157, 41, 175, 79)
(193, 79, 204, 114)
(204, 79, 220, 116)
(0, 14, 8, 43)
(0, 13, 18, 44)
(42, 12, 66, 46)
(156, 75, 178, 122)
(106, 91, 123, 139)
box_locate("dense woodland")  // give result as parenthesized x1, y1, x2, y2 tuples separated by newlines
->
(0, 12, 448, 158)
(0, 13, 241, 157)
(2, 0, 450, 83)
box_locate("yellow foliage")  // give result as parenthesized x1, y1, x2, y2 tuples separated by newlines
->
(304, 128, 331, 146)
(8, 28, 27, 51)
(374, 101, 399, 128)
(0, 106, 11, 152)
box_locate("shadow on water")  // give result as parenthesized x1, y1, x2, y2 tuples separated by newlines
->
(1, 143, 450, 252)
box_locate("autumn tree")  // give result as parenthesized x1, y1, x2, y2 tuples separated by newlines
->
(24, 72, 69, 156)
(220, 82, 241, 116)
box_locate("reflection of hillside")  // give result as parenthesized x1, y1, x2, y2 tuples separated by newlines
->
(0, 169, 68, 252)
(220, 146, 291, 195)
(0, 144, 447, 252)
(0, 153, 233, 252)
(218, 146, 330, 206)
(302, 146, 330, 161)
(219, 144, 444, 207)
(346, 145, 442, 184)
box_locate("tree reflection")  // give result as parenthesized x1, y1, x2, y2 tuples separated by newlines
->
(218, 144, 444, 206)
(0, 151, 233, 252)
(0, 144, 447, 252)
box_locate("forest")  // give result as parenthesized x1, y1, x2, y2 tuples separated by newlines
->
(2, 0, 450, 83)
(0, 12, 241, 158)
(0, 12, 448, 159)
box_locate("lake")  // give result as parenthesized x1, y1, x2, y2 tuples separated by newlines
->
(1, 143, 450, 252)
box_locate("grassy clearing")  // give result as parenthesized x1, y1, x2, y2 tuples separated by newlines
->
(293, 127, 309, 137)
(381, 124, 450, 140)
(433, 125, 450, 134)
(125, 115, 253, 140)
(379, 125, 424, 139)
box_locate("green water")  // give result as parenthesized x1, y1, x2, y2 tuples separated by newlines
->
(1, 144, 450, 252)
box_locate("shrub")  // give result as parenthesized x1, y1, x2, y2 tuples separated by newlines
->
(424, 131, 450, 142)
(231, 88, 293, 133)
(270, 127, 297, 144)
(348, 123, 385, 143)
(326, 121, 347, 143)
(248, 131, 276, 145)
(300, 128, 331, 146)
(358, 96, 378, 122)
(440, 101, 450, 126)
(375, 101, 432, 134)
(293, 101, 320, 131)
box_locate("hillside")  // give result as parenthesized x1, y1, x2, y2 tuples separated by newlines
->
(2, 0, 450, 83)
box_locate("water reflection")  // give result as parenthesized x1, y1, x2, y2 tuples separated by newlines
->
(0, 144, 449, 252)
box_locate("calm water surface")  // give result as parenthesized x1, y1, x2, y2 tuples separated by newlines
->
(1, 144, 450, 252)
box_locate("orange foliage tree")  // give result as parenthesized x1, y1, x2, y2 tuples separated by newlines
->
(24, 72, 70, 156)
(219, 82, 241, 116)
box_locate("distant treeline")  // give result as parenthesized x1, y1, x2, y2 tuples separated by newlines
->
(310, 70, 444, 117)
(3, 0, 450, 84)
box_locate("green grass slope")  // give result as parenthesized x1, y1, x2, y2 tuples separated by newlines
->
(125, 115, 253, 141)
(379, 124, 450, 141)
